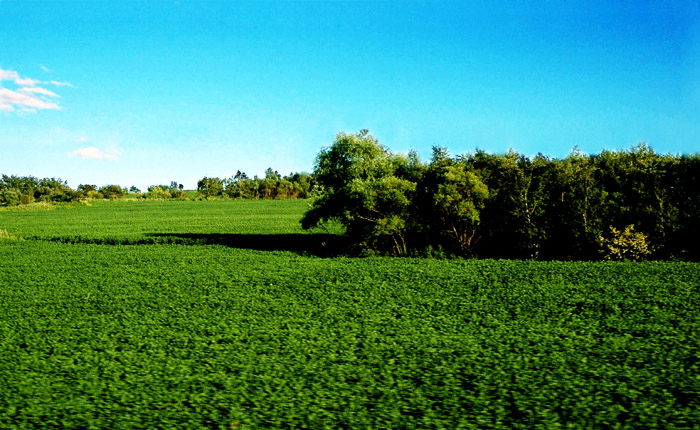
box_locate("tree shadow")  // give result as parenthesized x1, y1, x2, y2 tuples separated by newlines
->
(144, 233, 346, 256)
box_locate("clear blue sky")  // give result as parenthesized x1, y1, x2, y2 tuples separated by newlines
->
(1, 0, 698, 190)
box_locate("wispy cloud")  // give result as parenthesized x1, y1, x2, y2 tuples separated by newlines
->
(19, 87, 60, 98)
(0, 69, 19, 81)
(0, 88, 61, 111)
(69, 147, 120, 161)
(49, 80, 75, 87)
(40, 65, 51, 73)
(0, 67, 70, 113)
(15, 77, 40, 86)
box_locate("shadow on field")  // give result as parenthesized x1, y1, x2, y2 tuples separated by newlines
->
(145, 233, 345, 256)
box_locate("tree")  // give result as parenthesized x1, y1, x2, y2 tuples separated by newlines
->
(98, 185, 126, 200)
(417, 149, 489, 256)
(469, 150, 548, 259)
(302, 130, 418, 255)
(264, 168, 281, 181)
(197, 177, 224, 197)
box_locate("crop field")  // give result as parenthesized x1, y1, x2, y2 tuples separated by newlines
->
(1, 200, 699, 429)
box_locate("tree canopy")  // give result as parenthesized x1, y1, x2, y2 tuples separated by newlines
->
(302, 131, 700, 261)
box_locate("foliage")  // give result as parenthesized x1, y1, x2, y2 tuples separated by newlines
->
(0, 175, 77, 205)
(302, 130, 417, 255)
(197, 176, 224, 198)
(0, 200, 699, 428)
(144, 186, 171, 200)
(416, 148, 489, 256)
(599, 224, 653, 261)
(303, 132, 700, 260)
(97, 185, 126, 200)
(223, 170, 315, 200)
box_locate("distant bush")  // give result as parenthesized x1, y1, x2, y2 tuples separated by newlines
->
(85, 190, 103, 200)
(145, 186, 171, 200)
(0, 189, 21, 206)
(169, 189, 187, 200)
(19, 194, 34, 205)
(98, 185, 126, 200)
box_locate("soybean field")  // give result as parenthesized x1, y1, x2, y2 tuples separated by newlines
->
(1, 200, 699, 429)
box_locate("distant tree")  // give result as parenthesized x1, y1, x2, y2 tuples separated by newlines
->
(78, 184, 98, 193)
(265, 168, 281, 181)
(98, 185, 126, 200)
(0, 189, 21, 206)
(197, 176, 224, 197)
(145, 186, 171, 200)
(129, 186, 141, 193)
(233, 170, 249, 181)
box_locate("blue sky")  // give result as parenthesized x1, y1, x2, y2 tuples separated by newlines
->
(1, 1, 698, 190)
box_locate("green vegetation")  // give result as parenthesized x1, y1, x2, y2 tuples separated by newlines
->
(0, 169, 315, 207)
(1, 200, 698, 428)
(303, 131, 700, 260)
(3, 130, 700, 261)
(197, 169, 316, 200)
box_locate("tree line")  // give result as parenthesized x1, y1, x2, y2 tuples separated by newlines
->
(0, 169, 316, 205)
(196, 169, 315, 199)
(3, 130, 698, 261)
(301, 130, 700, 261)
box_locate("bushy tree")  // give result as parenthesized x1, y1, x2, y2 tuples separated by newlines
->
(302, 130, 418, 255)
(145, 186, 171, 200)
(98, 185, 126, 200)
(415, 148, 489, 256)
(197, 177, 224, 197)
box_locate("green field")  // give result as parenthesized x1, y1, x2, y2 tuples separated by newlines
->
(1, 200, 699, 429)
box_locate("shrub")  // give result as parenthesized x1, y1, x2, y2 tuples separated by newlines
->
(599, 225, 652, 261)
(98, 185, 126, 200)
(19, 193, 34, 205)
(145, 186, 171, 200)
(0, 189, 21, 206)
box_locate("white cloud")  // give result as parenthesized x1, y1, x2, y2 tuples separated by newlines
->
(15, 77, 39, 86)
(40, 65, 51, 73)
(69, 147, 119, 161)
(0, 67, 71, 113)
(0, 69, 19, 81)
(0, 68, 39, 86)
(49, 80, 75, 87)
(19, 87, 60, 98)
(0, 88, 61, 111)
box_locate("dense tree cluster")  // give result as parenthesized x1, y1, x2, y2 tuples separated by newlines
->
(0, 175, 127, 205)
(196, 169, 315, 200)
(0, 170, 315, 206)
(302, 130, 700, 261)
